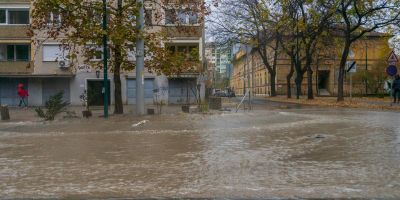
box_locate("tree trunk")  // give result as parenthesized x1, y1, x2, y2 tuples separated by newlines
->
(113, 46, 124, 114)
(270, 71, 277, 97)
(287, 61, 295, 98)
(337, 41, 351, 102)
(112, 0, 124, 114)
(307, 66, 314, 100)
(295, 75, 302, 99)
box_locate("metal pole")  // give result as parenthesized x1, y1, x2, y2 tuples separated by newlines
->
(246, 46, 251, 110)
(136, 0, 145, 115)
(365, 43, 368, 95)
(102, 0, 109, 118)
(350, 73, 353, 99)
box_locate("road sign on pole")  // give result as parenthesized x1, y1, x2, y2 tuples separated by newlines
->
(346, 61, 357, 73)
(387, 51, 398, 65)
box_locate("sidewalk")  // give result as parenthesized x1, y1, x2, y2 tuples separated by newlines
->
(1, 104, 188, 122)
(265, 96, 400, 111)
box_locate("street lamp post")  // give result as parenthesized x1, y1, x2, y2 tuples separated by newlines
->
(102, 0, 109, 118)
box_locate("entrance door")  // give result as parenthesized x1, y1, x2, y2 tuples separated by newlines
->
(318, 70, 330, 89)
(87, 80, 110, 106)
(318, 70, 330, 96)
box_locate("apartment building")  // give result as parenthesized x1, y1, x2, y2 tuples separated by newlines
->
(205, 42, 234, 78)
(230, 33, 394, 97)
(0, 0, 205, 106)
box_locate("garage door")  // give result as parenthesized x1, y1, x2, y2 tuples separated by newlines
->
(0, 78, 28, 106)
(127, 78, 154, 104)
(168, 78, 197, 104)
(42, 78, 70, 105)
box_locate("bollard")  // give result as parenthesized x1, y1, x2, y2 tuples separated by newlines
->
(1, 105, 10, 121)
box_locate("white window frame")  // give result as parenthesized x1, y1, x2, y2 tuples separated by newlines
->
(1, 8, 30, 25)
(47, 12, 62, 26)
(42, 44, 68, 62)
(164, 9, 200, 26)
(87, 45, 111, 62)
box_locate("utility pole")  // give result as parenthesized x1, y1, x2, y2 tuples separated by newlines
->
(136, 0, 145, 115)
(102, 0, 109, 118)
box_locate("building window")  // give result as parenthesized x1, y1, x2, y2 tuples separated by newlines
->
(87, 46, 111, 61)
(0, 44, 30, 61)
(0, 9, 6, 24)
(43, 45, 68, 61)
(0, 8, 29, 25)
(8, 10, 29, 24)
(145, 9, 152, 26)
(165, 9, 199, 25)
(47, 11, 62, 25)
(165, 9, 175, 25)
(167, 44, 199, 60)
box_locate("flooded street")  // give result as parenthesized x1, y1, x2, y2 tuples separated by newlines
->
(0, 107, 400, 199)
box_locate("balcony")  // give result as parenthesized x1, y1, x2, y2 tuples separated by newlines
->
(162, 26, 203, 38)
(0, 61, 33, 74)
(0, 25, 30, 40)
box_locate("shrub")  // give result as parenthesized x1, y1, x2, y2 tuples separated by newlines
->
(35, 92, 69, 121)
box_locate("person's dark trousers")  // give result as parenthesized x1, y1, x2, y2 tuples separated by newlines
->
(18, 98, 28, 107)
(394, 89, 400, 103)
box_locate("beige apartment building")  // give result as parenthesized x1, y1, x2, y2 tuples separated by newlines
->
(0, 0, 205, 106)
(231, 33, 395, 97)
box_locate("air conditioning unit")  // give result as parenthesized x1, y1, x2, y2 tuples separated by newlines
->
(58, 60, 70, 69)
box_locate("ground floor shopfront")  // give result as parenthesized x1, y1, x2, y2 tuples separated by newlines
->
(0, 73, 205, 107)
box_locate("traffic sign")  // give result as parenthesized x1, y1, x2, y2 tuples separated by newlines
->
(387, 65, 398, 76)
(387, 51, 398, 63)
(346, 61, 357, 73)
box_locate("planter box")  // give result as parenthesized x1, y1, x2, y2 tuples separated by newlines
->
(209, 97, 222, 110)
(82, 110, 92, 118)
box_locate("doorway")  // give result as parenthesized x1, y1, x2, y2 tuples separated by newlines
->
(318, 70, 331, 96)
(87, 80, 110, 106)
(318, 70, 330, 90)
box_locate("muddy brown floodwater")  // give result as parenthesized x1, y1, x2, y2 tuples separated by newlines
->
(0, 108, 399, 199)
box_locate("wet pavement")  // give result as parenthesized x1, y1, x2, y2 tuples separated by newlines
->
(0, 104, 400, 199)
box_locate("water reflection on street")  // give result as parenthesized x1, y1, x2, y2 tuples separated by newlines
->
(0, 108, 399, 198)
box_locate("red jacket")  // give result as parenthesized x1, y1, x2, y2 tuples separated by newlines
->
(18, 88, 29, 98)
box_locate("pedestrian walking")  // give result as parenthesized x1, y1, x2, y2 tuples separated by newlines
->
(392, 75, 400, 104)
(17, 84, 29, 107)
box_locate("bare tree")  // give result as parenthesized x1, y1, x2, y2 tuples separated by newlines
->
(209, 0, 282, 96)
(334, 0, 400, 101)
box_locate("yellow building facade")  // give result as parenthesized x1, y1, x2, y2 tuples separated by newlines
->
(230, 33, 396, 97)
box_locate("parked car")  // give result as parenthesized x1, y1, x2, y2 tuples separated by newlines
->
(214, 91, 227, 97)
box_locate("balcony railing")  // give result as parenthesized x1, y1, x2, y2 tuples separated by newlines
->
(0, 61, 33, 74)
(0, 25, 30, 39)
(162, 26, 203, 38)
